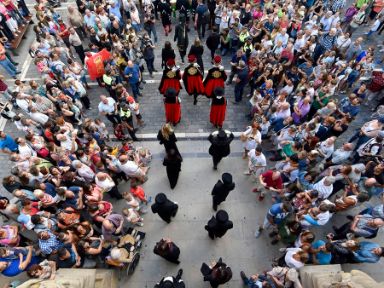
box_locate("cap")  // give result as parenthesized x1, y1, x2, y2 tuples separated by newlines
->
(155, 193, 167, 204)
(216, 210, 229, 223)
(213, 55, 222, 64)
(165, 87, 177, 98)
(188, 54, 196, 62)
(166, 58, 175, 67)
(222, 173, 233, 184)
(214, 87, 224, 97)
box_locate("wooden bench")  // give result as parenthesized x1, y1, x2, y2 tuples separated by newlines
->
(10, 16, 32, 54)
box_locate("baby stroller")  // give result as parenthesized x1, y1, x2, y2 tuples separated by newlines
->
(106, 228, 145, 279)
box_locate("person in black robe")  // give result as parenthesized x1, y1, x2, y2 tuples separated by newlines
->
(158, 0, 172, 36)
(188, 38, 204, 74)
(151, 193, 178, 223)
(174, 14, 189, 63)
(157, 123, 180, 156)
(200, 257, 232, 288)
(153, 238, 181, 264)
(163, 148, 183, 189)
(208, 129, 234, 170)
(204, 210, 233, 239)
(154, 269, 185, 288)
(211, 173, 235, 211)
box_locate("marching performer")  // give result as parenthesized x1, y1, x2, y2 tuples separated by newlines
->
(159, 58, 182, 95)
(182, 54, 204, 105)
(164, 87, 181, 125)
(203, 55, 227, 98)
(210, 87, 227, 128)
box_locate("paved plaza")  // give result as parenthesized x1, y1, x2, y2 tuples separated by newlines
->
(0, 0, 383, 287)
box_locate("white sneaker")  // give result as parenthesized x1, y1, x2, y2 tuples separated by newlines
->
(243, 171, 251, 175)
(254, 226, 263, 238)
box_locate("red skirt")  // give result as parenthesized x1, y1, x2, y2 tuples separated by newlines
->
(210, 104, 226, 127)
(165, 102, 181, 124)
(159, 79, 181, 95)
(204, 78, 225, 98)
(185, 75, 204, 95)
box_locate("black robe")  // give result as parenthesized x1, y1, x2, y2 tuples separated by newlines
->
(163, 154, 183, 189)
(211, 180, 235, 208)
(157, 130, 180, 156)
(208, 132, 234, 159)
(151, 199, 179, 223)
(204, 216, 233, 239)
(201, 258, 232, 287)
(153, 239, 181, 264)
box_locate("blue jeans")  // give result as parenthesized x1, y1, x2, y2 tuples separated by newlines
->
(144, 24, 158, 43)
(0, 58, 17, 77)
(130, 82, 140, 100)
(234, 84, 245, 102)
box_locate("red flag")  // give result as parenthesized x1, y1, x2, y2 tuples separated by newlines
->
(86, 49, 111, 80)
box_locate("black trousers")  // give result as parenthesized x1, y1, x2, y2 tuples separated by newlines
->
(0, 14, 14, 41)
(108, 186, 122, 199)
(80, 95, 91, 109)
(106, 113, 121, 126)
(73, 45, 85, 64)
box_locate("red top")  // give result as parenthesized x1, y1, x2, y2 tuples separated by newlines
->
(261, 170, 283, 189)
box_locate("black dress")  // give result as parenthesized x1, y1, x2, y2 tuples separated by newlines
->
(188, 45, 204, 73)
(163, 153, 183, 189)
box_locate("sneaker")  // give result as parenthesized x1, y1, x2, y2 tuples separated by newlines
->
(346, 233, 354, 240)
(252, 188, 259, 193)
(258, 194, 265, 201)
(279, 248, 287, 253)
(240, 271, 248, 282)
(254, 226, 263, 238)
(136, 222, 144, 227)
(243, 171, 251, 175)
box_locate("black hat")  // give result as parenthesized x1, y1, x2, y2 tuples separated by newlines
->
(216, 210, 229, 223)
(165, 87, 177, 98)
(214, 87, 224, 97)
(155, 193, 167, 204)
(218, 130, 227, 139)
(222, 173, 232, 184)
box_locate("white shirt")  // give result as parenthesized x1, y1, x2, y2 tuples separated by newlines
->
(119, 161, 140, 176)
(18, 144, 36, 158)
(98, 98, 116, 114)
(313, 178, 333, 199)
(285, 248, 305, 269)
(248, 150, 267, 169)
(29, 111, 49, 125)
(95, 177, 115, 192)
(331, 148, 352, 164)
(318, 141, 334, 158)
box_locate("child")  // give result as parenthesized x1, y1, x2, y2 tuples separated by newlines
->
(260, 115, 271, 139)
(122, 208, 144, 227)
(136, 147, 152, 167)
(130, 181, 150, 206)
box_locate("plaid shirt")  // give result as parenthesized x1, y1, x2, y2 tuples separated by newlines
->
(38, 230, 62, 255)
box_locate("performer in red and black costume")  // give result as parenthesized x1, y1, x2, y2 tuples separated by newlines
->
(203, 55, 227, 98)
(164, 87, 181, 125)
(159, 58, 182, 95)
(182, 54, 204, 105)
(210, 87, 227, 128)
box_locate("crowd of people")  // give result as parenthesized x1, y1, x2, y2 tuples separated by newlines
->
(0, 0, 382, 286)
